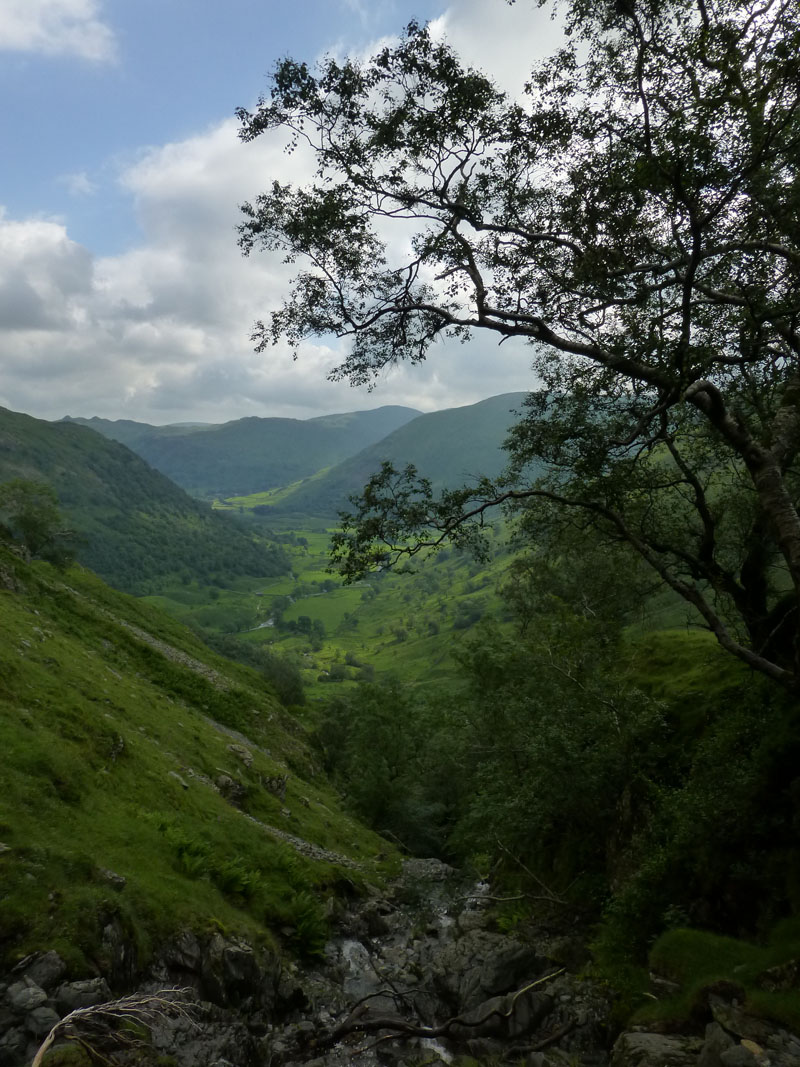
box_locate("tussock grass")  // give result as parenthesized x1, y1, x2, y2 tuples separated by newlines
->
(635, 924, 800, 1032)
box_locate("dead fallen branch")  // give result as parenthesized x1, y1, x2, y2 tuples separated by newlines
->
(32, 988, 197, 1067)
(329, 970, 565, 1045)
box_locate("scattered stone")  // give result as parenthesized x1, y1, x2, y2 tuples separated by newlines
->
(96, 866, 127, 890)
(108, 734, 125, 762)
(265, 774, 288, 800)
(168, 770, 190, 789)
(227, 743, 253, 768)
(215, 774, 246, 807)
(649, 971, 682, 998)
(756, 959, 800, 992)
(3, 861, 798, 1067)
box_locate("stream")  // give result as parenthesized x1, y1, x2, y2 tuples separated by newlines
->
(257, 858, 613, 1067)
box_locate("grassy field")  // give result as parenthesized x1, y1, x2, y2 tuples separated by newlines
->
(140, 508, 515, 701)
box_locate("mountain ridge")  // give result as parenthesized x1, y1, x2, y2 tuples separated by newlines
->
(63, 405, 423, 497)
(270, 392, 531, 516)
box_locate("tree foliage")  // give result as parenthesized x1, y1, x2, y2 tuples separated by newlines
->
(239, 0, 800, 688)
(0, 479, 78, 568)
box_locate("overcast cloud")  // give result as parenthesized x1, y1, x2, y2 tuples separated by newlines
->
(0, 0, 552, 425)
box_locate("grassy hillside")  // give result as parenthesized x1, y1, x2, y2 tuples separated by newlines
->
(0, 407, 287, 594)
(66, 406, 421, 498)
(0, 542, 393, 975)
(270, 393, 531, 517)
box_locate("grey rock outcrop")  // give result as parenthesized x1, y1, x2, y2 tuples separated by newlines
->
(430, 928, 547, 1011)
(611, 1032, 704, 1067)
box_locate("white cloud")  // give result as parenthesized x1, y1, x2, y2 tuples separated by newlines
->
(0, 3, 554, 426)
(429, 0, 563, 95)
(0, 0, 116, 62)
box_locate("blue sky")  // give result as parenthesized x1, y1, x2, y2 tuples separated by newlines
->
(0, 0, 559, 424)
(3, 1, 442, 255)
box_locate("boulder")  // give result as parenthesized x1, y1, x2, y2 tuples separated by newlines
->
(24, 1005, 60, 1038)
(430, 928, 546, 1012)
(5, 981, 47, 1014)
(699, 1022, 736, 1067)
(96, 867, 127, 891)
(200, 934, 279, 1012)
(611, 1032, 703, 1067)
(227, 744, 254, 768)
(708, 994, 776, 1046)
(54, 977, 112, 1014)
(451, 988, 553, 1040)
(215, 774, 246, 807)
(18, 951, 67, 992)
(161, 930, 204, 976)
(0, 1027, 27, 1067)
(719, 1046, 760, 1067)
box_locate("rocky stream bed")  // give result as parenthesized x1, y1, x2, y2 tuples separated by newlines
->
(2, 858, 799, 1067)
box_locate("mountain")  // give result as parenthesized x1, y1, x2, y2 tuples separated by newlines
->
(271, 392, 531, 516)
(0, 539, 388, 980)
(0, 407, 287, 593)
(62, 415, 212, 451)
(64, 406, 422, 497)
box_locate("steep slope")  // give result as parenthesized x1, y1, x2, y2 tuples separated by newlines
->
(64, 406, 422, 497)
(0, 543, 392, 977)
(273, 392, 531, 516)
(0, 407, 287, 593)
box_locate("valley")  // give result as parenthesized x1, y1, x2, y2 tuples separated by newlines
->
(3, 390, 800, 1067)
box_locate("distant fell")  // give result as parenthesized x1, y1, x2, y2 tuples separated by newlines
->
(62, 415, 212, 451)
(65, 406, 421, 497)
(273, 393, 531, 516)
(0, 407, 286, 593)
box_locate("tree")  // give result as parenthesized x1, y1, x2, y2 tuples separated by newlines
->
(237, 0, 800, 688)
(0, 479, 77, 568)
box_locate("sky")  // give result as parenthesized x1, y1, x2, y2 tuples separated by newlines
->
(0, 0, 561, 425)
